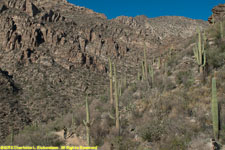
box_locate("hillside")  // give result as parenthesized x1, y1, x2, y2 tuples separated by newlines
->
(0, 0, 225, 149)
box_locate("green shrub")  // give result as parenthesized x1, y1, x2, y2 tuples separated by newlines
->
(206, 44, 225, 69)
(139, 120, 164, 142)
(4, 125, 64, 146)
(163, 78, 176, 91)
(206, 21, 225, 70)
(100, 94, 109, 103)
(160, 136, 187, 150)
(175, 71, 193, 88)
(112, 136, 138, 150)
(167, 54, 178, 67)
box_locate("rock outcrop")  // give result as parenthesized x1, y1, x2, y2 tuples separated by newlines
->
(113, 15, 208, 44)
(208, 3, 225, 24)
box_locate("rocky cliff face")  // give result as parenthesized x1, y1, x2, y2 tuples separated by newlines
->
(0, 0, 209, 141)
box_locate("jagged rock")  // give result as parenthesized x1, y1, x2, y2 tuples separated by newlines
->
(0, 3, 7, 13)
(25, 0, 40, 17)
(114, 16, 140, 28)
(41, 10, 65, 22)
(6, 0, 26, 11)
(208, 3, 225, 24)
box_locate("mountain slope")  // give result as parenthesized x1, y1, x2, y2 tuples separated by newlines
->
(2, 0, 224, 148)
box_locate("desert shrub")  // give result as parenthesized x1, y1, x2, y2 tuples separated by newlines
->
(220, 124, 225, 144)
(112, 136, 138, 150)
(206, 44, 225, 69)
(47, 109, 85, 132)
(160, 136, 187, 150)
(206, 22, 225, 70)
(219, 93, 225, 144)
(129, 82, 138, 93)
(99, 94, 109, 103)
(167, 54, 179, 67)
(120, 82, 139, 107)
(207, 21, 225, 41)
(163, 78, 176, 91)
(91, 123, 109, 146)
(139, 120, 165, 142)
(175, 71, 193, 88)
(215, 69, 225, 90)
(4, 125, 64, 146)
(153, 74, 165, 92)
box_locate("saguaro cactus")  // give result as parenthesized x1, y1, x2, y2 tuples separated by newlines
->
(109, 58, 114, 105)
(144, 47, 148, 80)
(137, 71, 141, 81)
(72, 113, 74, 126)
(11, 129, 14, 145)
(212, 14, 215, 25)
(113, 64, 120, 135)
(157, 57, 161, 69)
(148, 64, 154, 87)
(141, 61, 145, 80)
(193, 28, 206, 74)
(118, 80, 122, 97)
(123, 76, 127, 88)
(220, 22, 224, 39)
(83, 97, 90, 146)
(211, 77, 219, 140)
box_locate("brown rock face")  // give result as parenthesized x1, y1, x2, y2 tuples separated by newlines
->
(113, 15, 208, 43)
(0, 0, 209, 142)
(0, 3, 7, 13)
(25, 0, 40, 17)
(208, 3, 225, 24)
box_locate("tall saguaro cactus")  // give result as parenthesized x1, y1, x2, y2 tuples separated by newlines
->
(108, 58, 114, 105)
(157, 57, 161, 69)
(72, 113, 74, 126)
(220, 22, 224, 39)
(193, 28, 206, 74)
(211, 77, 219, 140)
(137, 71, 141, 81)
(83, 97, 90, 146)
(11, 129, 14, 145)
(141, 61, 145, 80)
(148, 64, 154, 87)
(113, 64, 120, 135)
(144, 47, 148, 80)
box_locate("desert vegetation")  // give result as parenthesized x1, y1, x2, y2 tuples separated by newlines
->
(0, 0, 225, 150)
(3, 20, 224, 150)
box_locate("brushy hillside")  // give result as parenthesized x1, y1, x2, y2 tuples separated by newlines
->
(0, 0, 225, 150)
(4, 20, 225, 150)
